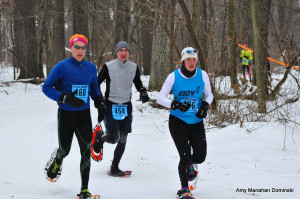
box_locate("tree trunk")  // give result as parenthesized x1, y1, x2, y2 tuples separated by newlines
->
(140, 0, 153, 75)
(192, 0, 208, 59)
(251, 0, 271, 113)
(36, 0, 47, 79)
(0, 5, 2, 66)
(178, 0, 206, 70)
(44, 0, 53, 76)
(228, 0, 238, 92)
(148, 0, 175, 91)
(91, 1, 101, 67)
(52, 0, 65, 64)
(114, 0, 130, 48)
(14, 0, 39, 79)
(278, 0, 289, 50)
(73, 0, 89, 60)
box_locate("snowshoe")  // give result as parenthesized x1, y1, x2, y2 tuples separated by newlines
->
(91, 123, 104, 162)
(44, 148, 63, 182)
(107, 165, 132, 177)
(176, 187, 194, 199)
(76, 189, 100, 199)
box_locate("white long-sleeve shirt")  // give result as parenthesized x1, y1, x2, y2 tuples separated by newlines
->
(157, 69, 213, 108)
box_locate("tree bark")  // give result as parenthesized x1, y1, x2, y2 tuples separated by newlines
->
(148, 0, 174, 91)
(14, 0, 39, 79)
(36, 0, 47, 78)
(140, 0, 154, 75)
(251, 0, 271, 113)
(114, 0, 130, 48)
(278, 0, 289, 50)
(73, 0, 89, 60)
(178, 0, 206, 70)
(192, 0, 208, 59)
(228, 0, 238, 92)
(0, 5, 2, 66)
(52, 0, 65, 64)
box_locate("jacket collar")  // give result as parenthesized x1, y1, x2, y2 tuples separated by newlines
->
(116, 58, 128, 65)
(69, 56, 85, 66)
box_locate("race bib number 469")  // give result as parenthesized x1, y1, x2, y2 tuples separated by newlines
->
(72, 85, 88, 103)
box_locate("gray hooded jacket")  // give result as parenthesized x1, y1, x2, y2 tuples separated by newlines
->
(98, 58, 144, 104)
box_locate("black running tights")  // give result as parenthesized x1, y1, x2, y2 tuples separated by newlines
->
(56, 108, 92, 190)
(169, 114, 207, 188)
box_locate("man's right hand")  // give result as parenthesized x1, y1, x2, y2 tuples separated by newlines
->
(171, 100, 191, 112)
(59, 89, 84, 108)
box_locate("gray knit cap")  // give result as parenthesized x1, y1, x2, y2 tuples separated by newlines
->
(115, 41, 130, 54)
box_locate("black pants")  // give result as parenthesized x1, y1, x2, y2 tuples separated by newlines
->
(169, 114, 207, 188)
(103, 100, 132, 167)
(56, 108, 92, 190)
(242, 65, 249, 76)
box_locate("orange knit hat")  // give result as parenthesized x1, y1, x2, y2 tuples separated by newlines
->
(69, 34, 88, 49)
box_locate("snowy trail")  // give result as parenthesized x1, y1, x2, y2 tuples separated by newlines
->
(0, 67, 299, 199)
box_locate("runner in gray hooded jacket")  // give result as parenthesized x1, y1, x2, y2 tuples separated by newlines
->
(96, 41, 149, 176)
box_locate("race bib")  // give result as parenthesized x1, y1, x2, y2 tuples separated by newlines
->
(112, 104, 128, 120)
(179, 98, 199, 112)
(242, 59, 248, 64)
(72, 85, 88, 103)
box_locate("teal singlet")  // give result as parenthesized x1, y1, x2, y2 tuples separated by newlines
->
(170, 68, 205, 124)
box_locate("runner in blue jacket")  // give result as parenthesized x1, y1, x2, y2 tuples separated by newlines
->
(42, 34, 105, 199)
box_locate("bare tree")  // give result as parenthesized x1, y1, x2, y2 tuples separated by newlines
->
(52, 0, 65, 65)
(0, 3, 2, 66)
(73, 0, 89, 59)
(192, 0, 208, 60)
(140, 0, 154, 75)
(36, 0, 48, 78)
(13, 0, 39, 79)
(228, 0, 238, 92)
(178, 0, 206, 70)
(251, 0, 271, 113)
(148, 0, 175, 91)
(114, 0, 130, 46)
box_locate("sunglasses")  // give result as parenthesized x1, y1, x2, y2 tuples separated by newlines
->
(73, 45, 87, 50)
(186, 49, 198, 53)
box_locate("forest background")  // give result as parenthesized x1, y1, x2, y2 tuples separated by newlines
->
(1, 0, 300, 127)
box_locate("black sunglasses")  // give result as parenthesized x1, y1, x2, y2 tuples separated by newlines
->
(186, 49, 198, 53)
(73, 45, 87, 50)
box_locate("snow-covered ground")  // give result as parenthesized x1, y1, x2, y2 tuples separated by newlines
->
(0, 65, 299, 199)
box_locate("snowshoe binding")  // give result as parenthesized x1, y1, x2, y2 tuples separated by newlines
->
(76, 189, 100, 199)
(188, 164, 198, 181)
(91, 123, 104, 162)
(188, 164, 199, 191)
(44, 148, 63, 182)
(177, 187, 194, 199)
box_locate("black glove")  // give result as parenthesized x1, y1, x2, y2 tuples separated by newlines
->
(59, 89, 84, 108)
(240, 57, 242, 61)
(171, 100, 191, 112)
(140, 87, 149, 103)
(196, 101, 210, 119)
(244, 56, 249, 59)
(94, 95, 106, 122)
